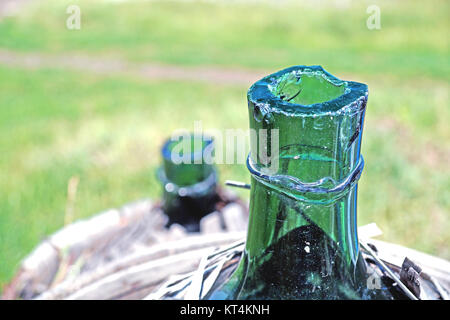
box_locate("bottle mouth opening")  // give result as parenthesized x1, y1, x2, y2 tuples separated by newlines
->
(162, 134, 214, 163)
(160, 134, 215, 188)
(269, 69, 348, 105)
(248, 65, 368, 116)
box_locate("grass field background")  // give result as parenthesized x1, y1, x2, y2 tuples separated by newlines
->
(0, 0, 449, 289)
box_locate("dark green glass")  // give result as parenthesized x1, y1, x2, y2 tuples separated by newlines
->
(158, 135, 218, 232)
(206, 66, 393, 300)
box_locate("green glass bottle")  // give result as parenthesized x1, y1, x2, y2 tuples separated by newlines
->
(157, 135, 218, 232)
(205, 66, 394, 300)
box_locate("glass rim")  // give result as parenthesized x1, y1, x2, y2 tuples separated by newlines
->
(247, 65, 368, 116)
(161, 134, 214, 162)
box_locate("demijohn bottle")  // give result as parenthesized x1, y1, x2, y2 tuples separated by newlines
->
(205, 66, 394, 299)
(157, 135, 218, 232)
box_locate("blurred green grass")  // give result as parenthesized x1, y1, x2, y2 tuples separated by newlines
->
(0, 0, 449, 288)
(0, 0, 448, 80)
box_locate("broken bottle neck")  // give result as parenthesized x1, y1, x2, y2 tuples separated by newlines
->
(158, 135, 218, 232)
(208, 66, 390, 299)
